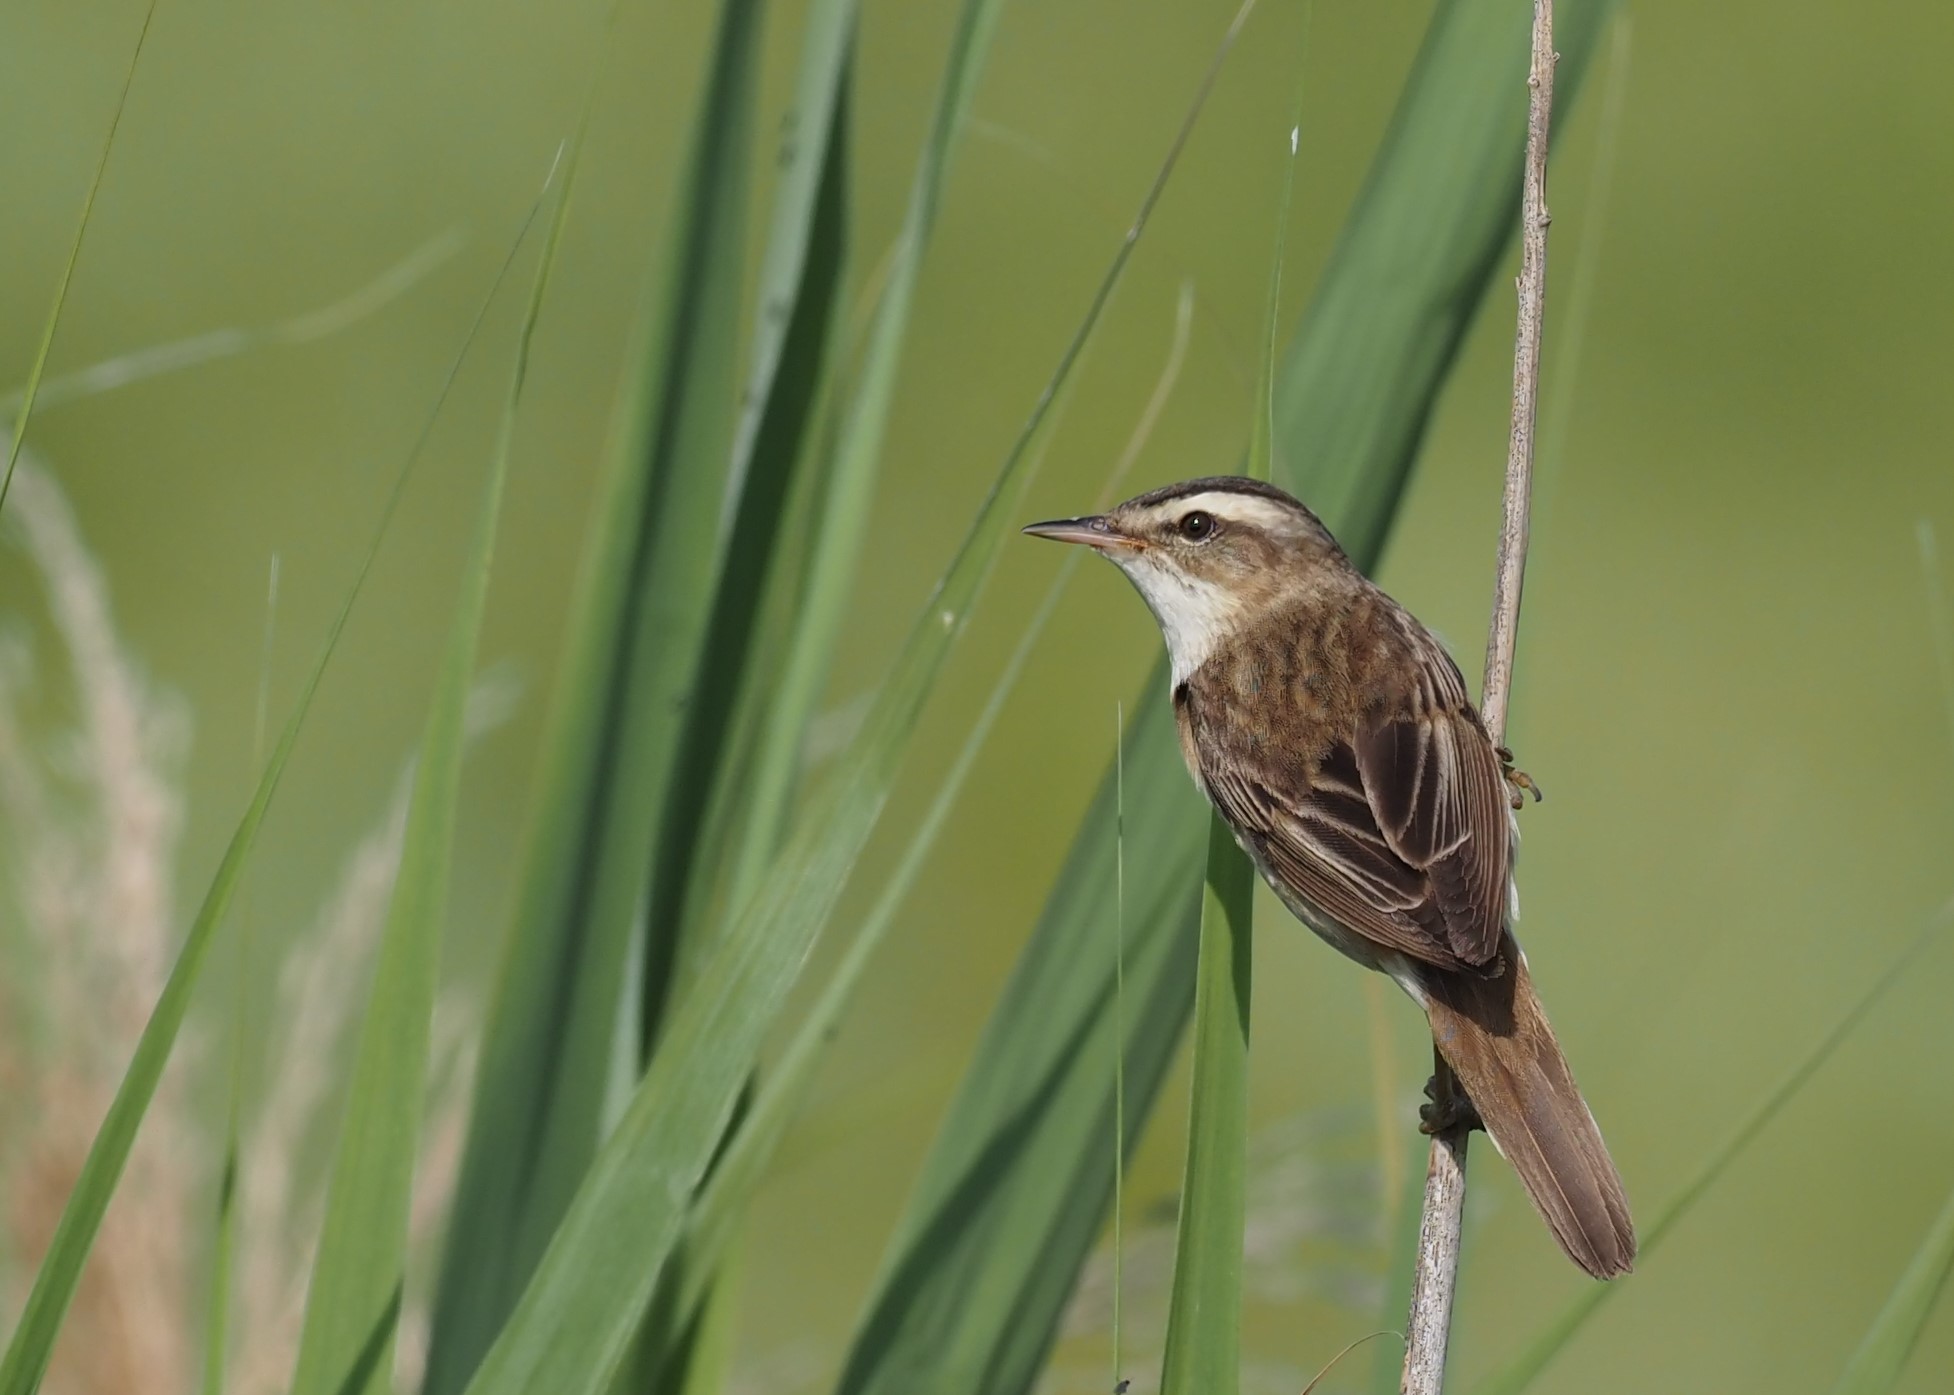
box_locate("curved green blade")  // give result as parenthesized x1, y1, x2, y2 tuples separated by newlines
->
(287, 152, 575, 1395)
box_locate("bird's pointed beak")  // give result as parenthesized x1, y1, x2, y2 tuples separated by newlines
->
(1020, 515, 1143, 551)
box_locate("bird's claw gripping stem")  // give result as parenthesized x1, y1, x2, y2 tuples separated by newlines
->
(1420, 1070, 1484, 1137)
(1496, 745, 1544, 809)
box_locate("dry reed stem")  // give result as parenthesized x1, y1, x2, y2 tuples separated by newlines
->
(1400, 3, 1557, 1393)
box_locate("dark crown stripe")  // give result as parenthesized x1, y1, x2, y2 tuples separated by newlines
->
(1124, 474, 1307, 511)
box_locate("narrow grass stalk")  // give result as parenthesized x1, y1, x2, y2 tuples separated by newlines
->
(0, 0, 157, 518)
(1157, 816, 1255, 1395)
(1111, 701, 1128, 1390)
(1402, 5, 1556, 1393)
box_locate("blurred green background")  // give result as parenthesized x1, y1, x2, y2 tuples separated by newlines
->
(3, 0, 1953, 1392)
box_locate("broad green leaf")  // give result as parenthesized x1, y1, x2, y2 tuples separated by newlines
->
(423, 3, 773, 1386)
(1157, 816, 1255, 1395)
(830, 3, 1620, 1392)
(0, 1, 156, 518)
(1471, 910, 1952, 1395)
(642, 1, 859, 1022)
(287, 152, 575, 1395)
(1831, 1181, 1954, 1395)
(646, 13, 856, 998)
(0, 187, 551, 1395)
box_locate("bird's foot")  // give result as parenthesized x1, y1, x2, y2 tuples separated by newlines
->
(1419, 1073, 1483, 1136)
(1496, 745, 1544, 809)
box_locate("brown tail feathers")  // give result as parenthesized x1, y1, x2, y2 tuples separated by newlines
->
(1417, 935, 1636, 1279)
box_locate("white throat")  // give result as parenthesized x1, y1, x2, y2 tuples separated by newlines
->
(1113, 555, 1244, 685)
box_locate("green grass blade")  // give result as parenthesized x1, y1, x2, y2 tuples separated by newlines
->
(423, 4, 772, 1385)
(287, 153, 573, 1395)
(719, 0, 856, 521)
(201, 556, 282, 1395)
(0, 184, 549, 1395)
(707, 0, 998, 919)
(626, 0, 843, 1017)
(1157, 815, 1255, 1395)
(611, 39, 854, 1387)
(828, 4, 1620, 1391)
(1156, 41, 1300, 1385)
(1471, 909, 1953, 1395)
(0, 0, 157, 519)
(677, 543, 1087, 1323)
(200, 1150, 238, 1395)
(448, 3, 1236, 1375)
(640, 34, 854, 1001)
(0, 678, 294, 1395)
(457, 264, 1056, 1395)
(835, 691, 1205, 1395)
(1831, 1182, 1954, 1395)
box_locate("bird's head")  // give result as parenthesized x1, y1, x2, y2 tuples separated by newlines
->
(1023, 475, 1350, 684)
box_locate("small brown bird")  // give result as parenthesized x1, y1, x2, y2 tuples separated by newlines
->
(1025, 475, 1634, 1279)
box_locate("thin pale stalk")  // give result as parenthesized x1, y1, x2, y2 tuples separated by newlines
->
(1403, 3, 1556, 1393)
(2, 233, 463, 417)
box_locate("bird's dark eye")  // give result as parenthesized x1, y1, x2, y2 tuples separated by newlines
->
(1178, 510, 1216, 541)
